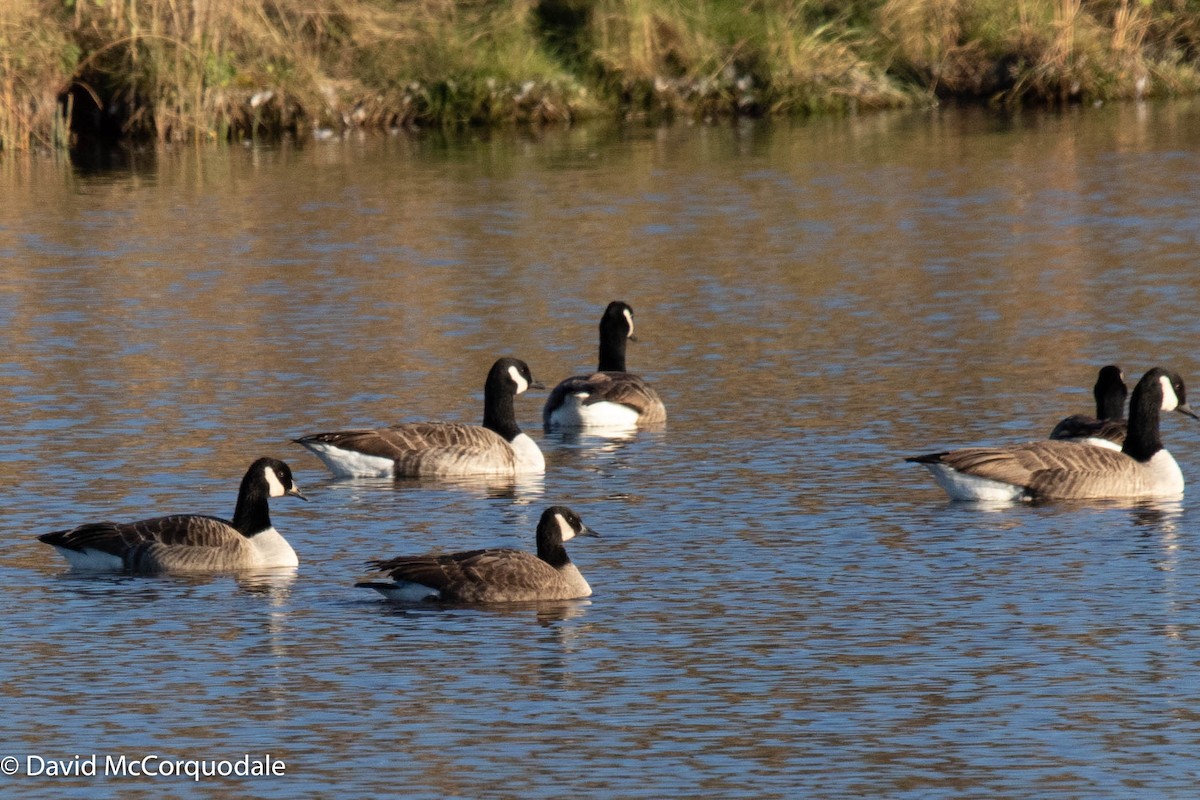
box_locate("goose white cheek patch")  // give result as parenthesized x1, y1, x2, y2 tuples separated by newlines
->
(1160, 375, 1179, 411)
(624, 309, 635, 338)
(264, 467, 287, 498)
(556, 513, 576, 542)
(508, 365, 529, 395)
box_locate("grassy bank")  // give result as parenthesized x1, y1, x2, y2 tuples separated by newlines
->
(3, 0, 1200, 150)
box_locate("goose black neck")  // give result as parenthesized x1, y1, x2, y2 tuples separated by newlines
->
(1096, 380, 1127, 421)
(597, 317, 628, 372)
(1122, 375, 1163, 462)
(536, 524, 571, 569)
(482, 374, 522, 442)
(231, 468, 272, 536)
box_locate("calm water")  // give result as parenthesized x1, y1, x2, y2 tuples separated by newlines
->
(3, 101, 1200, 798)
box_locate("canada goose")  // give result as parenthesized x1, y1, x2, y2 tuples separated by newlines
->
(295, 357, 545, 478)
(543, 301, 667, 429)
(38, 457, 307, 572)
(1048, 364, 1128, 450)
(907, 367, 1199, 501)
(357, 506, 598, 602)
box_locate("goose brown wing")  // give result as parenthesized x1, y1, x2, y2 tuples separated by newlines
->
(39, 521, 133, 554)
(40, 515, 239, 552)
(38, 515, 251, 570)
(367, 552, 475, 591)
(303, 423, 516, 474)
(932, 441, 1145, 499)
(1048, 415, 1127, 446)
(550, 371, 666, 422)
(370, 549, 558, 602)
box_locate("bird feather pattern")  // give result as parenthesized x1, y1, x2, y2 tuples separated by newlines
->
(39, 515, 260, 572)
(545, 371, 667, 423)
(300, 423, 518, 476)
(366, 549, 583, 603)
(1048, 415, 1127, 446)
(913, 441, 1157, 499)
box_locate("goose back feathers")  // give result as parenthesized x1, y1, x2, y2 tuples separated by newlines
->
(544, 301, 667, 429)
(296, 357, 545, 478)
(38, 458, 307, 572)
(908, 368, 1198, 501)
(357, 506, 598, 602)
(1048, 365, 1128, 449)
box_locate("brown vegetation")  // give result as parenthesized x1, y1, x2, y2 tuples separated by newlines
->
(2, 0, 1199, 150)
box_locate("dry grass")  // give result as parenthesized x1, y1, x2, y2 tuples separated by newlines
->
(1, 0, 591, 149)
(584, 0, 909, 116)
(1, 0, 1199, 149)
(878, 0, 1200, 105)
(760, 11, 908, 113)
(0, 2, 76, 150)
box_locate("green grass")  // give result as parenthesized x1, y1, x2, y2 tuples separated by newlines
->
(2, 0, 1200, 150)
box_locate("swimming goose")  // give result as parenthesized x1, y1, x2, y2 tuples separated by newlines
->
(357, 505, 598, 602)
(1048, 364, 1128, 450)
(295, 357, 545, 478)
(907, 367, 1199, 501)
(543, 301, 667, 429)
(38, 457, 307, 572)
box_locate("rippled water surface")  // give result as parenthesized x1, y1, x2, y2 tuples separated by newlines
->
(3, 102, 1200, 798)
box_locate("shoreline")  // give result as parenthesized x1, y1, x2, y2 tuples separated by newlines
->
(3, 0, 1199, 151)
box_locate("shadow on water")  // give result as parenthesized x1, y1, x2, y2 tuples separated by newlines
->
(357, 595, 594, 627)
(69, 140, 159, 178)
(298, 472, 547, 506)
(38, 565, 300, 599)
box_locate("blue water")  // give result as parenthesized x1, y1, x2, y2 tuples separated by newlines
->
(2, 102, 1200, 798)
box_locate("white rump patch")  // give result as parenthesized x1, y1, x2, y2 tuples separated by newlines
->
(623, 308, 635, 338)
(547, 395, 640, 430)
(1081, 436, 1124, 452)
(370, 580, 441, 602)
(264, 466, 287, 497)
(920, 463, 1027, 502)
(1160, 375, 1180, 411)
(52, 547, 125, 572)
(298, 441, 396, 478)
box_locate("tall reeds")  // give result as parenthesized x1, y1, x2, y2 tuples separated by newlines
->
(0, 1, 77, 150)
(1, 0, 593, 149)
(1, 0, 1199, 150)
(878, 0, 1200, 105)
